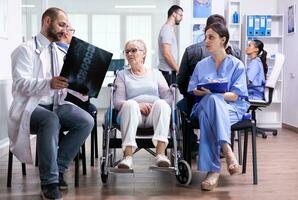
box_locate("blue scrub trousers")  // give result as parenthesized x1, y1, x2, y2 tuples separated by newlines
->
(191, 94, 240, 173)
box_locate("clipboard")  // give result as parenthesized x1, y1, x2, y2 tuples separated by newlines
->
(194, 82, 228, 103)
(197, 82, 228, 93)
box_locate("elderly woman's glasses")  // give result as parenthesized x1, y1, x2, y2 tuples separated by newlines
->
(67, 29, 75, 34)
(124, 48, 143, 55)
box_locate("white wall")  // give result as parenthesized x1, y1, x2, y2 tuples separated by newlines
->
(0, 0, 22, 80)
(0, 0, 22, 143)
(179, 0, 225, 59)
(278, 0, 298, 128)
(241, 0, 277, 15)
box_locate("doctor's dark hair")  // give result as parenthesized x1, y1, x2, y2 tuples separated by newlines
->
(253, 39, 268, 78)
(168, 5, 183, 18)
(41, 7, 66, 25)
(205, 22, 230, 48)
(206, 14, 226, 27)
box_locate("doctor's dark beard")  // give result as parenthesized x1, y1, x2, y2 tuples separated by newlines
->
(47, 24, 64, 42)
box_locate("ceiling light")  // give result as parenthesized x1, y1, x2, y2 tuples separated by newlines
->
(21, 4, 36, 8)
(114, 5, 156, 9)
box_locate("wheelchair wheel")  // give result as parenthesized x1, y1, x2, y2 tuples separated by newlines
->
(176, 160, 192, 185)
(101, 161, 108, 184)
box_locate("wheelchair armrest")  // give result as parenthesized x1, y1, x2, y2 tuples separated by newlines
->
(170, 83, 178, 89)
(108, 83, 116, 88)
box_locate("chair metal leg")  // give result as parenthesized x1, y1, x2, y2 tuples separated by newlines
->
(81, 144, 87, 175)
(231, 131, 235, 151)
(91, 126, 95, 166)
(22, 163, 26, 176)
(35, 151, 38, 167)
(7, 151, 13, 188)
(252, 123, 258, 184)
(75, 153, 79, 187)
(242, 130, 248, 174)
(90, 112, 97, 166)
(237, 131, 242, 165)
(94, 112, 98, 159)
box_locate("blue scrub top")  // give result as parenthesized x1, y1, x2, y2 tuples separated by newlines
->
(247, 57, 265, 100)
(188, 55, 250, 119)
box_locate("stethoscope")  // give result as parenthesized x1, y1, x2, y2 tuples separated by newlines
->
(34, 36, 42, 55)
(34, 36, 67, 55)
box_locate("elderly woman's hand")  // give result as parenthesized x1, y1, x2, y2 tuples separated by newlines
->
(193, 87, 211, 96)
(139, 102, 152, 116)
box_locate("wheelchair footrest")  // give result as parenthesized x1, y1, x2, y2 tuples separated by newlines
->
(109, 168, 134, 174)
(149, 166, 176, 172)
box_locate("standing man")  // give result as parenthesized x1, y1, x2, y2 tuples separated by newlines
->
(158, 5, 183, 86)
(8, 7, 94, 200)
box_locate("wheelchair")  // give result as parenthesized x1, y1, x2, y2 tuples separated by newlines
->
(100, 82, 192, 185)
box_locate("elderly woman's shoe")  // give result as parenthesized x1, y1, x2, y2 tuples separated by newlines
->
(155, 154, 170, 167)
(117, 156, 133, 169)
(201, 172, 220, 191)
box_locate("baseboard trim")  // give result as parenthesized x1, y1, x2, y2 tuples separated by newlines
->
(282, 123, 298, 133)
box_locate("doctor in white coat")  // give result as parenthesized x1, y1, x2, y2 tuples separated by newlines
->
(8, 7, 93, 200)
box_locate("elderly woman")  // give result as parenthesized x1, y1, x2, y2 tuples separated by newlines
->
(188, 23, 250, 190)
(113, 39, 172, 169)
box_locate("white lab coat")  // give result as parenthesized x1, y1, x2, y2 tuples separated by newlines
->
(8, 34, 68, 164)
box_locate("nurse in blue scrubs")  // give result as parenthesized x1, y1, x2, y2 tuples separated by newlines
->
(187, 23, 250, 191)
(246, 39, 268, 100)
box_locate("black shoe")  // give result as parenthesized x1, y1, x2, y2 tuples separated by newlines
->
(58, 173, 68, 190)
(40, 183, 63, 200)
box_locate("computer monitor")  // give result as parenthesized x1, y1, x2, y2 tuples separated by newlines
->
(108, 59, 125, 74)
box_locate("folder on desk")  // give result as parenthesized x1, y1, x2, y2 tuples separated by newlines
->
(266, 15, 272, 36)
(247, 15, 255, 36)
(254, 15, 260, 36)
(259, 15, 266, 36)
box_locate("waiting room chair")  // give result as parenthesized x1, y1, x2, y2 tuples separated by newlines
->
(179, 110, 258, 185)
(7, 141, 85, 188)
(248, 53, 285, 138)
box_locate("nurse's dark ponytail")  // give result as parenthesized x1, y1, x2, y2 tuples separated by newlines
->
(253, 39, 268, 78)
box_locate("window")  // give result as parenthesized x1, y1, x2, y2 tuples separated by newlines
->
(126, 15, 152, 67)
(68, 14, 88, 41)
(92, 15, 121, 58)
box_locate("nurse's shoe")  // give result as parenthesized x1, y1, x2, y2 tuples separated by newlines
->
(155, 154, 170, 167)
(117, 156, 133, 169)
(226, 158, 241, 175)
(201, 172, 220, 191)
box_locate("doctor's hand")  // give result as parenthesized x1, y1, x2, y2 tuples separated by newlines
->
(50, 76, 69, 89)
(139, 102, 152, 116)
(193, 87, 211, 96)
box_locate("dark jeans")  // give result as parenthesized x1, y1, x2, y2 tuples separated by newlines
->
(30, 104, 94, 185)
